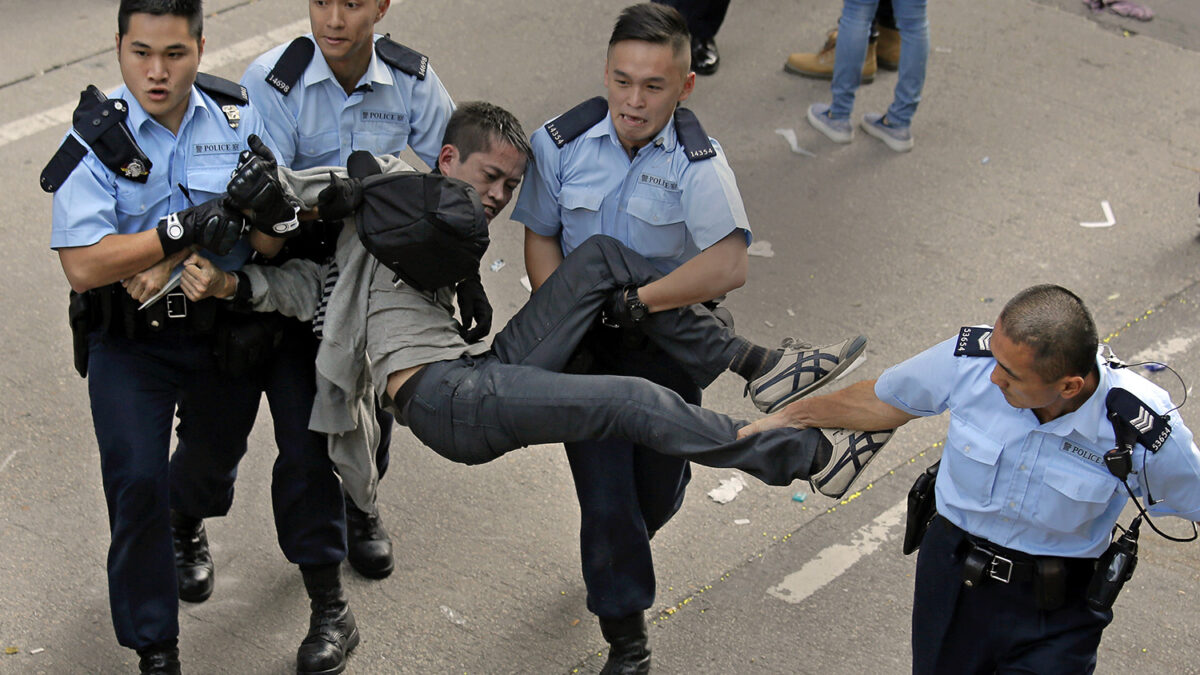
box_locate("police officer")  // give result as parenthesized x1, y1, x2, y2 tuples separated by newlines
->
(745, 284, 1200, 673)
(652, 0, 729, 75)
(514, 4, 866, 671)
(42, 1, 305, 672)
(170, 0, 457, 586)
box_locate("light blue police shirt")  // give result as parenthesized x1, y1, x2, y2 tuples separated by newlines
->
(50, 85, 271, 271)
(512, 112, 751, 274)
(242, 34, 454, 171)
(876, 331, 1200, 558)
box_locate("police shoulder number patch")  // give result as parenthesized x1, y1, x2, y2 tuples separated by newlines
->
(953, 326, 993, 357)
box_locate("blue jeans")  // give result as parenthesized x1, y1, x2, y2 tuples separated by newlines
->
(830, 0, 930, 127)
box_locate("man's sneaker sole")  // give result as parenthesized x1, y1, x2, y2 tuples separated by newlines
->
(757, 336, 867, 414)
(809, 428, 894, 499)
(860, 115, 913, 152)
(807, 105, 853, 144)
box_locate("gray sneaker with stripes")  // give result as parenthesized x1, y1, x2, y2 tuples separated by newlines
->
(746, 335, 867, 413)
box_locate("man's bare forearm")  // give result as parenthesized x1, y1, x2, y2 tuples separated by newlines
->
(778, 380, 916, 431)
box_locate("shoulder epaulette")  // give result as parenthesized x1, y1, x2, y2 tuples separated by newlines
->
(40, 85, 152, 192)
(953, 326, 993, 357)
(265, 37, 315, 96)
(194, 72, 248, 129)
(544, 97, 607, 149)
(1106, 387, 1171, 453)
(672, 107, 716, 161)
(375, 35, 428, 80)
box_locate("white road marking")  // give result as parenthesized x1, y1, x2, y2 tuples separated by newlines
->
(767, 499, 906, 604)
(0, 448, 21, 473)
(1079, 200, 1115, 228)
(0, 17, 310, 150)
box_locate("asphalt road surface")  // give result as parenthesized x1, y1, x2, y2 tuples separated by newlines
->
(1, 0, 1198, 672)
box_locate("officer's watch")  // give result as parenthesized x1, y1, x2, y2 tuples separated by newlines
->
(625, 288, 649, 324)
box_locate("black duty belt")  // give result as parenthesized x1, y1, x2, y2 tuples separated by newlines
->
(940, 516, 1095, 588)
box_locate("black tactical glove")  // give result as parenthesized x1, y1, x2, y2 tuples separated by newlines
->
(602, 285, 649, 329)
(455, 274, 493, 343)
(156, 196, 247, 256)
(226, 134, 299, 237)
(315, 172, 365, 222)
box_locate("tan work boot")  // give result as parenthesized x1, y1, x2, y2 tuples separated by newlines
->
(876, 27, 900, 70)
(784, 30, 876, 83)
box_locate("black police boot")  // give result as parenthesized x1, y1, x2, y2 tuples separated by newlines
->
(345, 497, 395, 579)
(691, 37, 720, 75)
(136, 639, 181, 675)
(297, 564, 360, 675)
(170, 510, 214, 603)
(598, 612, 652, 674)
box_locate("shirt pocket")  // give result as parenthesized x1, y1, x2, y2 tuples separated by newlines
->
(115, 173, 168, 220)
(626, 188, 686, 259)
(353, 125, 410, 158)
(184, 163, 234, 204)
(558, 186, 603, 252)
(1033, 459, 1118, 534)
(298, 129, 340, 163)
(941, 417, 1004, 510)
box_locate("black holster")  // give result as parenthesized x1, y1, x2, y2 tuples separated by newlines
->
(212, 311, 286, 377)
(903, 461, 940, 555)
(68, 291, 94, 377)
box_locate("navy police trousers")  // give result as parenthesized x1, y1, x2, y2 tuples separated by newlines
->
(88, 329, 259, 649)
(913, 516, 1112, 674)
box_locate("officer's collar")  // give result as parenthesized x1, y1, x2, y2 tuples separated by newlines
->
(1037, 353, 1110, 443)
(588, 110, 679, 154)
(120, 84, 206, 135)
(303, 34, 395, 90)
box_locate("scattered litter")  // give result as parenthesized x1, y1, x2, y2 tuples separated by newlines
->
(792, 492, 807, 503)
(1080, 201, 1115, 228)
(934, 46, 952, 53)
(1108, 293, 1121, 301)
(764, 320, 775, 328)
(570, 618, 581, 627)
(3, 647, 16, 655)
(786, 309, 795, 317)
(440, 605, 466, 625)
(1084, 0, 1153, 21)
(1144, 363, 1166, 373)
(734, 518, 751, 525)
(519, 275, 532, 293)
(707, 474, 747, 504)
(773, 128, 816, 158)
(29, 648, 43, 655)
(981, 156, 990, 165)
(747, 240, 775, 258)
(489, 258, 506, 272)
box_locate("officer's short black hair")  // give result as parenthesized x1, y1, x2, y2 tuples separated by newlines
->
(998, 284, 1099, 382)
(118, 0, 204, 41)
(443, 101, 532, 163)
(608, 3, 692, 67)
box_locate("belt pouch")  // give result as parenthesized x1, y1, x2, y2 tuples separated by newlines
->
(1034, 558, 1067, 611)
(961, 547, 990, 588)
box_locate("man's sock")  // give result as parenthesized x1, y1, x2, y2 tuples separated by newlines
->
(730, 345, 783, 381)
(810, 434, 834, 475)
